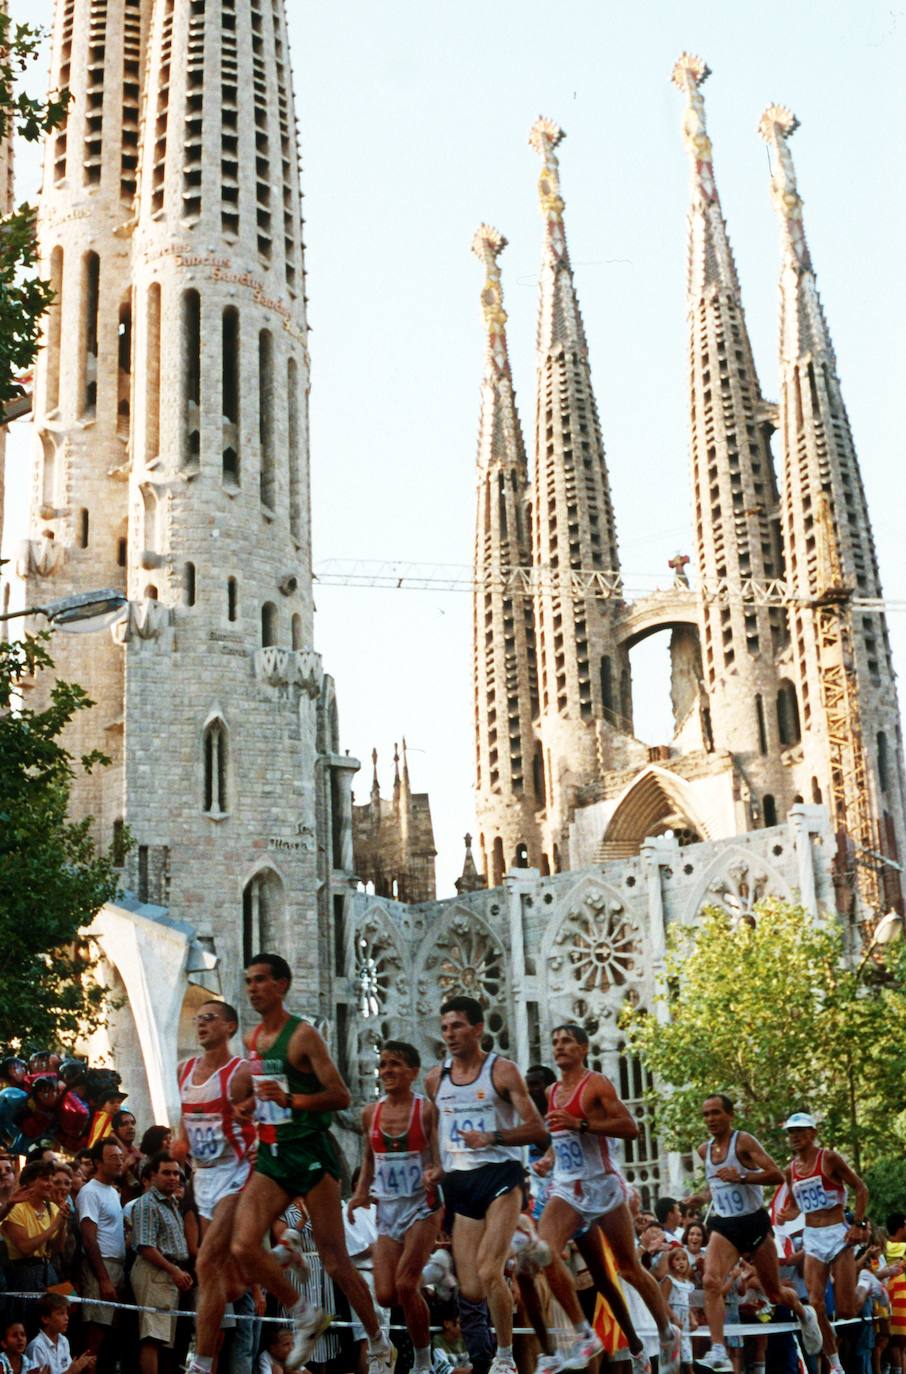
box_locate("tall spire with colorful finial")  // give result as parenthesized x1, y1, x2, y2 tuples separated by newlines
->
(759, 104, 905, 914)
(671, 54, 788, 816)
(528, 116, 627, 872)
(470, 224, 542, 886)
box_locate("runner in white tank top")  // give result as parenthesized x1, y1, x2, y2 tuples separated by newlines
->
(424, 996, 547, 1374)
(780, 1111, 869, 1372)
(686, 1094, 821, 1374)
(529, 1024, 680, 1374)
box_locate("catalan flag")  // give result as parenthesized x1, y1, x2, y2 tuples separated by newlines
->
(591, 1230, 630, 1355)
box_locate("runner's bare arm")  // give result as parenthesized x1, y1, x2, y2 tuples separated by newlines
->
(547, 1072, 638, 1139)
(347, 1104, 376, 1217)
(229, 1061, 256, 1121)
(825, 1150, 869, 1229)
(719, 1132, 783, 1186)
(462, 1057, 547, 1148)
(683, 1142, 711, 1206)
(423, 1065, 441, 1101)
(287, 1022, 351, 1113)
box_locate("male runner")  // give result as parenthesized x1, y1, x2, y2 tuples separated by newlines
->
(534, 1024, 679, 1374)
(347, 1040, 442, 1374)
(781, 1111, 869, 1374)
(687, 1094, 821, 1372)
(424, 995, 548, 1374)
(230, 952, 394, 1374)
(174, 1000, 263, 1374)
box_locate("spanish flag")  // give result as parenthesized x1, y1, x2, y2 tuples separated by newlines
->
(592, 1231, 631, 1355)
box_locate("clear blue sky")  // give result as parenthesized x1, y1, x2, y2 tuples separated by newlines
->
(6, 0, 905, 893)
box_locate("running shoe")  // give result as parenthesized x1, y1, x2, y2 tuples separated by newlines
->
(535, 1355, 565, 1374)
(658, 1324, 683, 1374)
(563, 1329, 604, 1370)
(695, 1349, 734, 1374)
(488, 1357, 518, 1374)
(366, 1340, 397, 1374)
(629, 1349, 652, 1374)
(286, 1298, 331, 1372)
(797, 1304, 823, 1356)
(275, 1226, 310, 1280)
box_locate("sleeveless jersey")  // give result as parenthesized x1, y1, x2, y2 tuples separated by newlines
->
(435, 1052, 521, 1172)
(177, 1055, 255, 1167)
(369, 1093, 434, 1203)
(547, 1072, 614, 1186)
(706, 1130, 765, 1218)
(790, 1148, 846, 1215)
(248, 1015, 332, 1145)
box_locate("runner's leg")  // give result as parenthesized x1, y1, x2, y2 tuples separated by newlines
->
(452, 1186, 522, 1353)
(802, 1254, 835, 1358)
(230, 1172, 300, 1309)
(395, 1213, 443, 1361)
(575, 1223, 643, 1354)
(700, 1230, 741, 1347)
(602, 1202, 674, 1336)
(373, 1235, 403, 1310)
(306, 1171, 384, 1343)
(750, 1239, 808, 1322)
(196, 1194, 248, 1358)
(538, 1194, 591, 1328)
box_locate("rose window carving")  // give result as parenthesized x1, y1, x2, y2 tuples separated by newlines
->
(352, 917, 405, 1019)
(549, 894, 641, 997)
(707, 860, 770, 925)
(418, 916, 510, 1054)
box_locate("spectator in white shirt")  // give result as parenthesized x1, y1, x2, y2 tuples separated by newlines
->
(76, 1139, 125, 1364)
(24, 1293, 95, 1374)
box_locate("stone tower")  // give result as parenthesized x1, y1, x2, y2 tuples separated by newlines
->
(19, 0, 145, 847)
(760, 105, 905, 916)
(529, 117, 629, 870)
(352, 744, 436, 903)
(672, 56, 790, 823)
(470, 225, 542, 886)
(19, 0, 357, 1061)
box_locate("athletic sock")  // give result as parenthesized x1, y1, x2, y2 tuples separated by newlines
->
(414, 1347, 432, 1371)
(497, 1346, 513, 1361)
(711, 1344, 728, 1358)
(753, 1363, 765, 1374)
(369, 1332, 391, 1351)
(190, 1361, 214, 1373)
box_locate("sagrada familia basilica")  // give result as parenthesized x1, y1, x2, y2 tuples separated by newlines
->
(4, 0, 904, 1195)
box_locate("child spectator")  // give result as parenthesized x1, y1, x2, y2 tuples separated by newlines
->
(661, 1246, 695, 1374)
(433, 1310, 472, 1374)
(25, 1293, 95, 1374)
(257, 1326, 296, 1373)
(0, 1319, 32, 1374)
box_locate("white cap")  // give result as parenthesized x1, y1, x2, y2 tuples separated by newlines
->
(783, 1112, 817, 1129)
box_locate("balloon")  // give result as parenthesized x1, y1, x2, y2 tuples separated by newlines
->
(0, 1086, 28, 1148)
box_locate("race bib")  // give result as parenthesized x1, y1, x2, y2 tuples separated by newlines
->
(793, 1179, 832, 1213)
(253, 1074, 292, 1127)
(373, 1150, 423, 1200)
(185, 1112, 225, 1163)
(552, 1132, 585, 1182)
(443, 1103, 494, 1155)
(711, 1182, 750, 1216)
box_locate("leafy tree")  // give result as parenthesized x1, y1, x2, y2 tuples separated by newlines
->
(0, 14, 69, 409)
(623, 899, 906, 1173)
(0, 635, 122, 1051)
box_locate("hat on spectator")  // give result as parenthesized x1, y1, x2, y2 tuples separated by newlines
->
(783, 1112, 817, 1129)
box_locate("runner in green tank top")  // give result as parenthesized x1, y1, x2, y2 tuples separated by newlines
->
(230, 952, 394, 1374)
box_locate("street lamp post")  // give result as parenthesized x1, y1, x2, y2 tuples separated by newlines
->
(0, 589, 128, 633)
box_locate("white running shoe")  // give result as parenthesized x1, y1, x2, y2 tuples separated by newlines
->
(695, 1349, 734, 1374)
(489, 1357, 518, 1374)
(366, 1340, 397, 1374)
(798, 1304, 823, 1356)
(563, 1329, 604, 1370)
(535, 1355, 565, 1374)
(275, 1226, 310, 1280)
(286, 1298, 330, 1372)
(630, 1349, 652, 1374)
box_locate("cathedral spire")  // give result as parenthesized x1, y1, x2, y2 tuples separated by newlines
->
(470, 224, 541, 885)
(671, 55, 789, 815)
(528, 116, 627, 867)
(759, 104, 905, 910)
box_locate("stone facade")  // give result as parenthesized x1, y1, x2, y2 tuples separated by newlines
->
(468, 66, 905, 927)
(14, 0, 358, 1129)
(352, 744, 437, 904)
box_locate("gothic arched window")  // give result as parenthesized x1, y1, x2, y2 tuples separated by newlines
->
(242, 869, 285, 964)
(203, 717, 229, 816)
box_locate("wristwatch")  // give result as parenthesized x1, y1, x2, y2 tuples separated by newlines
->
(493, 1129, 505, 1146)
(579, 1120, 590, 1134)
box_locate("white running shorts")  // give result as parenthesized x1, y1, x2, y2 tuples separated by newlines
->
(802, 1221, 849, 1265)
(193, 1154, 251, 1221)
(376, 1194, 440, 1244)
(549, 1171, 628, 1229)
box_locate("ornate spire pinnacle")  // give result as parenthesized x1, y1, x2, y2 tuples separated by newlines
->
(671, 53, 717, 204)
(371, 747, 380, 801)
(529, 116, 568, 262)
(758, 104, 812, 270)
(401, 736, 411, 789)
(455, 833, 485, 894)
(471, 224, 511, 379)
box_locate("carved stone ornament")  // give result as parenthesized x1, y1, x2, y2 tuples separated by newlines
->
(353, 915, 406, 1020)
(418, 915, 510, 1053)
(16, 535, 65, 580)
(113, 597, 172, 644)
(253, 647, 321, 695)
(706, 859, 770, 922)
(548, 894, 641, 997)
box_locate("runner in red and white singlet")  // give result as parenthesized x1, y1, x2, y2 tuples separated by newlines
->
(348, 1042, 442, 1374)
(533, 1024, 681, 1374)
(781, 1111, 869, 1374)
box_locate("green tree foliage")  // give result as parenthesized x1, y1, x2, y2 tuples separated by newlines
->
(0, 635, 122, 1051)
(623, 899, 906, 1172)
(0, 15, 69, 408)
